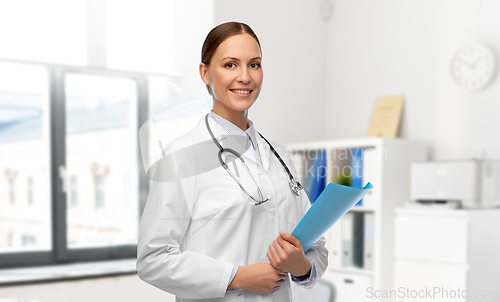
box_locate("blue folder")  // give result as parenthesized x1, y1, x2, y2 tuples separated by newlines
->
(292, 182, 373, 252)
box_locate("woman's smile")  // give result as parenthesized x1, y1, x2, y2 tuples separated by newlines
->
(229, 88, 253, 97)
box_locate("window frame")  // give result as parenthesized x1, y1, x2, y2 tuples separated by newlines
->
(0, 61, 150, 268)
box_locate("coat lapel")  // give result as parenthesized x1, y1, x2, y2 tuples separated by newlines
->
(253, 127, 271, 173)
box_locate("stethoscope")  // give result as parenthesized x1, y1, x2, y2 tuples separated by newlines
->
(205, 113, 303, 205)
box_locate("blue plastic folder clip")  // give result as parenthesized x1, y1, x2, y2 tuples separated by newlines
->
(292, 182, 374, 252)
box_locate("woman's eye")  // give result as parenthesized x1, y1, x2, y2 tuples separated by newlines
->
(250, 63, 261, 68)
(225, 63, 236, 68)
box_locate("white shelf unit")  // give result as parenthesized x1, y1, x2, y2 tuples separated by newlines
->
(394, 208, 500, 302)
(285, 138, 427, 302)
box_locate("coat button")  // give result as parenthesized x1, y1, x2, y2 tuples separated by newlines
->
(269, 208, 276, 216)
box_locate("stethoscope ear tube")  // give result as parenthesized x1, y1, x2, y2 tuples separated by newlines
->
(257, 131, 302, 197)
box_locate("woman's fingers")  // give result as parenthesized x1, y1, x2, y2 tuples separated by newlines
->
(268, 244, 277, 260)
(266, 251, 273, 264)
(272, 239, 286, 259)
(280, 231, 302, 248)
(270, 279, 285, 292)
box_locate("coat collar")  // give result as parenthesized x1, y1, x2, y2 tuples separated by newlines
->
(195, 114, 271, 173)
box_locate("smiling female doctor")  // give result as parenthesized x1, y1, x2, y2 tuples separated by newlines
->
(137, 22, 328, 302)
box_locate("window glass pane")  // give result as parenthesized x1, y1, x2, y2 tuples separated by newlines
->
(139, 76, 210, 175)
(27, 177, 34, 205)
(70, 176, 78, 207)
(65, 73, 138, 249)
(0, 1, 87, 66)
(0, 62, 52, 253)
(106, 0, 175, 74)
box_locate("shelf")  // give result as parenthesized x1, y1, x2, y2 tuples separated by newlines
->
(348, 207, 375, 213)
(328, 267, 374, 277)
(287, 138, 428, 302)
(285, 138, 381, 151)
(0, 259, 136, 286)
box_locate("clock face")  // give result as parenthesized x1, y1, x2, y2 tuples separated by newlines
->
(451, 43, 496, 91)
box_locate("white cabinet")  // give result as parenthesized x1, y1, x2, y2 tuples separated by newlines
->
(285, 138, 427, 302)
(324, 270, 373, 302)
(394, 209, 500, 302)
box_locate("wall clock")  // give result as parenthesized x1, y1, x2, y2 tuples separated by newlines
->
(451, 43, 496, 91)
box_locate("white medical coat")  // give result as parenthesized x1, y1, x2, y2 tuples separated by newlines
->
(137, 115, 328, 301)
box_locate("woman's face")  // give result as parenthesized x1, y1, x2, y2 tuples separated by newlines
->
(200, 33, 263, 114)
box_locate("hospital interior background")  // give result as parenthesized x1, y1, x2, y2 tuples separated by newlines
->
(1, 1, 500, 301)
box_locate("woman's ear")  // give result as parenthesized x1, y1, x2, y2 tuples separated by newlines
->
(199, 63, 210, 85)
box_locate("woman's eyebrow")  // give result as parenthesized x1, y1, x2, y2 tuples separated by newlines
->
(221, 56, 262, 61)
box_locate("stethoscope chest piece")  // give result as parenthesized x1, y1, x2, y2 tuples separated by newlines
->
(289, 180, 303, 196)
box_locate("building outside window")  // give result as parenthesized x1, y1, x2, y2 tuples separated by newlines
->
(95, 175, 104, 209)
(22, 235, 36, 247)
(27, 177, 34, 205)
(70, 176, 78, 207)
(9, 178, 15, 204)
(8, 233, 14, 247)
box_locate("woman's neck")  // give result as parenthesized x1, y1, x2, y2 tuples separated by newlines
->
(212, 105, 249, 131)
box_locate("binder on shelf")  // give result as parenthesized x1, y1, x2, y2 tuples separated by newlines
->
(362, 148, 377, 209)
(305, 150, 326, 204)
(352, 212, 364, 268)
(351, 148, 363, 206)
(341, 212, 354, 267)
(326, 217, 343, 269)
(331, 148, 351, 186)
(363, 212, 375, 270)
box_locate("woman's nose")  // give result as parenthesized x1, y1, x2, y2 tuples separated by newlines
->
(237, 67, 251, 84)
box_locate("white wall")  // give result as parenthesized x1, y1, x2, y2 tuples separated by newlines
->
(325, 0, 500, 160)
(214, 0, 328, 145)
(173, 0, 215, 99)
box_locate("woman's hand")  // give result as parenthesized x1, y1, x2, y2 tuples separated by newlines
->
(267, 231, 312, 278)
(228, 262, 287, 294)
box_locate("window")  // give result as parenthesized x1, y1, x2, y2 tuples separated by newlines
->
(65, 73, 139, 249)
(0, 61, 148, 266)
(0, 62, 51, 256)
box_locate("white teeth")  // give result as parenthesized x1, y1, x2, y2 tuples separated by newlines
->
(232, 89, 251, 94)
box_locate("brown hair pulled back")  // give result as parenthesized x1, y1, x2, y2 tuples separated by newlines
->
(201, 22, 261, 94)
